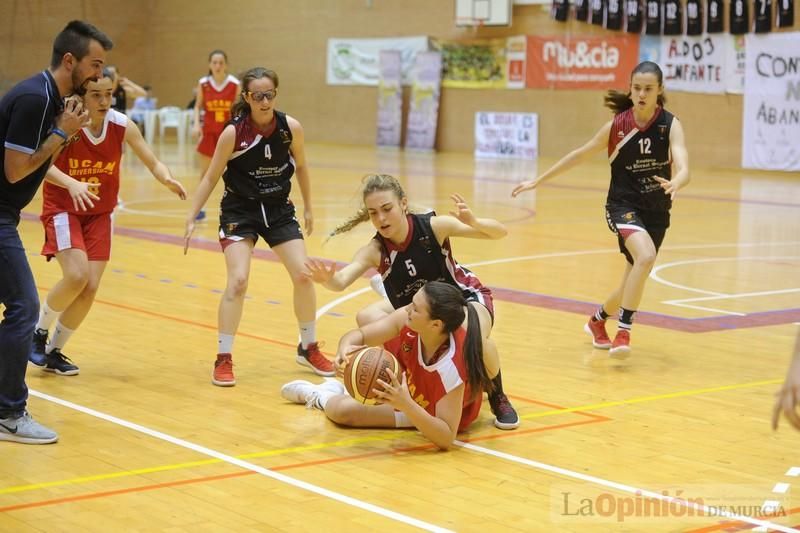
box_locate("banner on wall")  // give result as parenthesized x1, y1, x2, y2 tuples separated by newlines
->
(474, 112, 538, 160)
(376, 50, 402, 147)
(526, 35, 640, 89)
(660, 35, 729, 93)
(405, 52, 443, 151)
(725, 35, 746, 94)
(326, 36, 429, 86)
(506, 36, 527, 89)
(742, 33, 800, 171)
(436, 38, 508, 89)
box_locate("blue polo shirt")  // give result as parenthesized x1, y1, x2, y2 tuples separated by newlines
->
(0, 70, 63, 222)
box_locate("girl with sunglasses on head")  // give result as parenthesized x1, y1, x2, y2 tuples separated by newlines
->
(185, 67, 333, 387)
(191, 50, 240, 221)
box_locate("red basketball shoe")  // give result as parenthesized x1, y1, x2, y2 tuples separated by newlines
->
(296, 342, 335, 377)
(584, 317, 612, 349)
(212, 353, 235, 386)
(609, 330, 631, 359)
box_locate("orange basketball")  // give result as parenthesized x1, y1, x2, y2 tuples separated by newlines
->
(343, 346, 400, 405)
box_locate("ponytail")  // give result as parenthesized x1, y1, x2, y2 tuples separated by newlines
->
(463, 303, 493, 401)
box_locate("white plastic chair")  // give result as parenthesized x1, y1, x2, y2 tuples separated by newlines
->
(157, 106, 187, 144)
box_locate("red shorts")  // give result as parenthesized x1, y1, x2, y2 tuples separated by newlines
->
(197, 128, 222, 158)
(41, 212, 113, 261)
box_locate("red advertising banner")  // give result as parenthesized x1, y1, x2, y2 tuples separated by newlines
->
(525, 35, 640, 90)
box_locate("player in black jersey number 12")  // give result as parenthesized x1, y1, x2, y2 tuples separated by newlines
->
(512, 61, 690, 358)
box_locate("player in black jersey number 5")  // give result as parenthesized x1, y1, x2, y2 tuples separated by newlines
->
(512, 61, 690, 357)
(184, 67, 334, 386)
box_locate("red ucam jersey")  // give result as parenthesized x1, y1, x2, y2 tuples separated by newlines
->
(200, 74, 239, 135)
(384, 326, 482, 432)
(42, 109, 127, 216)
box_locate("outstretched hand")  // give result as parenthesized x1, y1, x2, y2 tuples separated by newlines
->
(511, 179, 540, 198)
(449, 193, 477, 226)
(303, 258, 337, 284)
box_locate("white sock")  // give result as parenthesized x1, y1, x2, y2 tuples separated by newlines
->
(36, 301, 61, 332)
(299, 321, 316, 349)
(218, 333, 235, 354)
(47, 322, 75, 353)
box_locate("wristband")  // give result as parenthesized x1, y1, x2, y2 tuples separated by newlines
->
(51, 128, 69, 141)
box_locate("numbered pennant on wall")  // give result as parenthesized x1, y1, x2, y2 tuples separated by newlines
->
(707, 0, 724, 31)
(663, 0, 683, 34)
(575, 0, 590, 21)
(552, 0, 570, 21)
(730, 0, 750, 34)
(776, 0, 794, 27)
(645, 0, 662, 33)
(606, 0, 624, 29)
(686, 0, 703, 35)
(626, 0, 644, 32)
(754, 0, 773, 31)
(591, 0, 606, 25)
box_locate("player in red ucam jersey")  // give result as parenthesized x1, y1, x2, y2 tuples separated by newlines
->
(191, 50, 240, 221)
(512, 61, 690, 357)
(29, 69, 187, 375)
(281, 281, 494, 451)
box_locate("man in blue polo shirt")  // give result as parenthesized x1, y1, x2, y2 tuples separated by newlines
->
(0, 20, 112, 444)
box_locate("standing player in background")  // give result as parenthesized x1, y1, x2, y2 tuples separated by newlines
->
(304, 174, 520, 430)
(0, 20, 112, 444)
(281, 282, 495, 450)
(184, 67, 333, 387)
(512, 61, 690, 357)
(191, 50, 240, 221)
(30, 69, 186, 376)
(105, 65, 146, 114)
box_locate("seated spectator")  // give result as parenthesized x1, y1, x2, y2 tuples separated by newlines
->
(130, 85, 157, 134)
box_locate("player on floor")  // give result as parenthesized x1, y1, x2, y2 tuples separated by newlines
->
(30, 69, 187, 375)
(281, 281, 494, 450)
(512, 61, 690, 357)
(190, 49, 240, 222)
(303, 174, 519, 429)
(184, 67, 333, 387)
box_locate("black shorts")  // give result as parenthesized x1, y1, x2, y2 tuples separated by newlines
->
(605, 205, 670, 265)
(218, 192, 303, 249)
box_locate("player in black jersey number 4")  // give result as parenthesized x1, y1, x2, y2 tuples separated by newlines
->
(512, 61, 690, 358)
(184, 67, 334, 386)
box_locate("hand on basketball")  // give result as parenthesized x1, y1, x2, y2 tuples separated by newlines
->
(653, 176, 678, 200)
(183, 217, 196, 255)
(303, 258, 337, 284)
(511, 179, 539, 198)
(449, 193, 478, 227)
(334, 344, 365, 379)
(374, 369, 411, 409)
(65, 179, 99, 212)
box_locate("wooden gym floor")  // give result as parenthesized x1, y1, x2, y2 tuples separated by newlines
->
(1, 140, 799, 532)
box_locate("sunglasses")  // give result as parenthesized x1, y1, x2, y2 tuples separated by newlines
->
(246, 90, 277, 102)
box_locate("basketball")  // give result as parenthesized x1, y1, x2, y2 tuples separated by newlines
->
(343, 346, 400, 405)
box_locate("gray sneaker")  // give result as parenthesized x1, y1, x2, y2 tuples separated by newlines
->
(0, 412, 58, 444)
